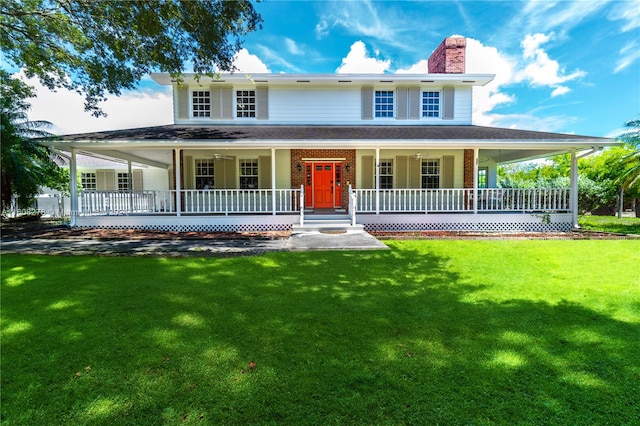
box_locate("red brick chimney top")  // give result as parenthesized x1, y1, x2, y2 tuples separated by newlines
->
(427, 37, 466, 74)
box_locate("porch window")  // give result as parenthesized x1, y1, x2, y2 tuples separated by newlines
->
(117, 172, 130, 191)
(379, 159, 393, 189)
(421, 159, 440, 189)
(195, 159, 215, 189)
(81, 172, 96, 190)
(478, 167, 488, 188)
(375, 90, 394, 118)
(192, 90, 211, 117)
(239, 159, 259, 189)
(236, 90, 256, 118)
(422, 91, 440, 117)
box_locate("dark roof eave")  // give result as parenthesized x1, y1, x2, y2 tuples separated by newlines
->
(45, 124, 615, 144)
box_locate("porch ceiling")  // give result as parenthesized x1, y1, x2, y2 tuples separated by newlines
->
(41, 124, 615, 165)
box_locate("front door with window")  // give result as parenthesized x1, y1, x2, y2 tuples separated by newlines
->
(306, 162, 343, 209)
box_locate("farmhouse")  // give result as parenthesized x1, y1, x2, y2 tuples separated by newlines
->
(42, 37, 613, 232)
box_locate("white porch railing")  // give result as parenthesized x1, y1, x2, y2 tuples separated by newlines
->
(348, 184, 357, 226)
(78, 189, 302, 216)
(355, 188, 570, 213)
(78, 187, 568, 216)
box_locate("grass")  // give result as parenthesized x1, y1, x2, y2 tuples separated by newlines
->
(579, 214, 640, 235)
(2, 240, 639, 425)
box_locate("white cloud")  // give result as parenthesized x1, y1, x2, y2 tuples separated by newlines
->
(336, 41, 391, 74)
(464, 38, 518, 126)
(395, 60, 429, 74)
(608, 0, 640, 32)
(14, 72, 172, 135)
(315, 19, 330, 39)
(550, 86, 571, 97)
(284, 38, 303, 56)
(517, 32, 586, 93)
(614, 40, 640, 73)
(232, 49, 271, 73)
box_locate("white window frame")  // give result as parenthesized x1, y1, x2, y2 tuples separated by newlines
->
(192, 90, 211, 118)
(117, 172, 130, 191)
(422, 90, 441, 118)
(421, 159, 441, 189)
(236, 89, 256, 118)
(239, 158, 259, 189)
(195, 158, 215, 189)
(374, 90, 394, 118)
(81, 172, 97, 191)
(379, 159, 394, 189)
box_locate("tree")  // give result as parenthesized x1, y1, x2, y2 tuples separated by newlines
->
(0, 71, 65, 211)
(614, 119, 640, 216)
(1, 0, 262, 116)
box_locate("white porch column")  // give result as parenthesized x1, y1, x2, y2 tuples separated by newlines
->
(271, 148, 277, 215)
(175, 149, 182, 217)
(69, 148, 78, 226)
(128, 160, 133, 214)
(473, 148, 479, 214)
(375, 148, 380, 215)
(570, 149, 579, 228)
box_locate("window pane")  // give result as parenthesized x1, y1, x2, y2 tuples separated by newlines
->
(236, 90, 256, 118)
(192, 91, 211, 117)
(375, 90, 394, 118)
(195, 159, 215, 189)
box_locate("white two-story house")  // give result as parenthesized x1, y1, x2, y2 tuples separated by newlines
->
(43, 37, 613, 232)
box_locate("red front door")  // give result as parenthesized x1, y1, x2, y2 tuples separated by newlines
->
(314, 163, 334, 208)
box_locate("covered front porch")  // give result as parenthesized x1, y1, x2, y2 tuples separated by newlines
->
(42, 124, 612, 233)
(72, 185, 574, 232)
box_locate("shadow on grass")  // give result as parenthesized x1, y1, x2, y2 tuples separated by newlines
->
(2, 247, 638, 424)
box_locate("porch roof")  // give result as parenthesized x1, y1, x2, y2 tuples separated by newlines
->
(53, 124, 610, 143)
(43, 125, 615, 168)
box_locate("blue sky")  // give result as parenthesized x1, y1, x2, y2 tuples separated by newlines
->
(21, 0, 640, 137)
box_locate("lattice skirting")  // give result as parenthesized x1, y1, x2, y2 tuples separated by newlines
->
(74, 215, 299, 232)
(75, 213, 574, 233)
(358, 213, 573, 232)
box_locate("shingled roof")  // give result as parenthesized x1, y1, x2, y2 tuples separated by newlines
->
(58, 124, 608, 142)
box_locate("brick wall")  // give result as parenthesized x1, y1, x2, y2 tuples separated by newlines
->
(291, 149, 356, 207)
(428, 37, 466, 74)
(463, 149, 474, 188)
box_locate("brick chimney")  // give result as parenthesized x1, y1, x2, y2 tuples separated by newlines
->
(428, 37, 466, 74)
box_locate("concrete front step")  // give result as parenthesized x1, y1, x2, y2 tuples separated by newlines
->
(292, 218, 364, 233)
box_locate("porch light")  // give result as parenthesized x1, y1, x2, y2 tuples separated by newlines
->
(296, 163, 302, 171)
(345, 163, 351, 171)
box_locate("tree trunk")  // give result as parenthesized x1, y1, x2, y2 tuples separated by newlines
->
(617, 187, 624, 218)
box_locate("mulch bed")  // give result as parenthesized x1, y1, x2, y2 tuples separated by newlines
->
(2, 219, 637, 241)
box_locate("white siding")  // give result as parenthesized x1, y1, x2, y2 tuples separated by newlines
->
(268, 86, 362, 123)
(143, 168, 170, 191)
(173, 84, 475, 126)
(453, 86, 472, 124)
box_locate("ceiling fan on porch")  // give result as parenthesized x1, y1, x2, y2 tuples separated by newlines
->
(211, 153, 234, 160)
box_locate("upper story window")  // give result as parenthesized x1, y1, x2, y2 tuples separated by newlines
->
(192, 90, 211, 117)
(81, 172, 96, 190)
(375, 90, 394, 118)
(239, 159, 258, 189)
(422, 91, 440, 118)
(379, 159, 393, 189)
(117, 172, 130, 191)
(236, 90, 256, 118)
(195, 159, 215, 189)
(421, 159, 440, 189)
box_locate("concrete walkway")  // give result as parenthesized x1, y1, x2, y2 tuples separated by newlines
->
(286, 229, 388, 251)
(1, 230, 388, 257)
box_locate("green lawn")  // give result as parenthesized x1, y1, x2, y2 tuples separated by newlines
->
(579, 214, 640, 235)
(2, 241, 639, 425)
